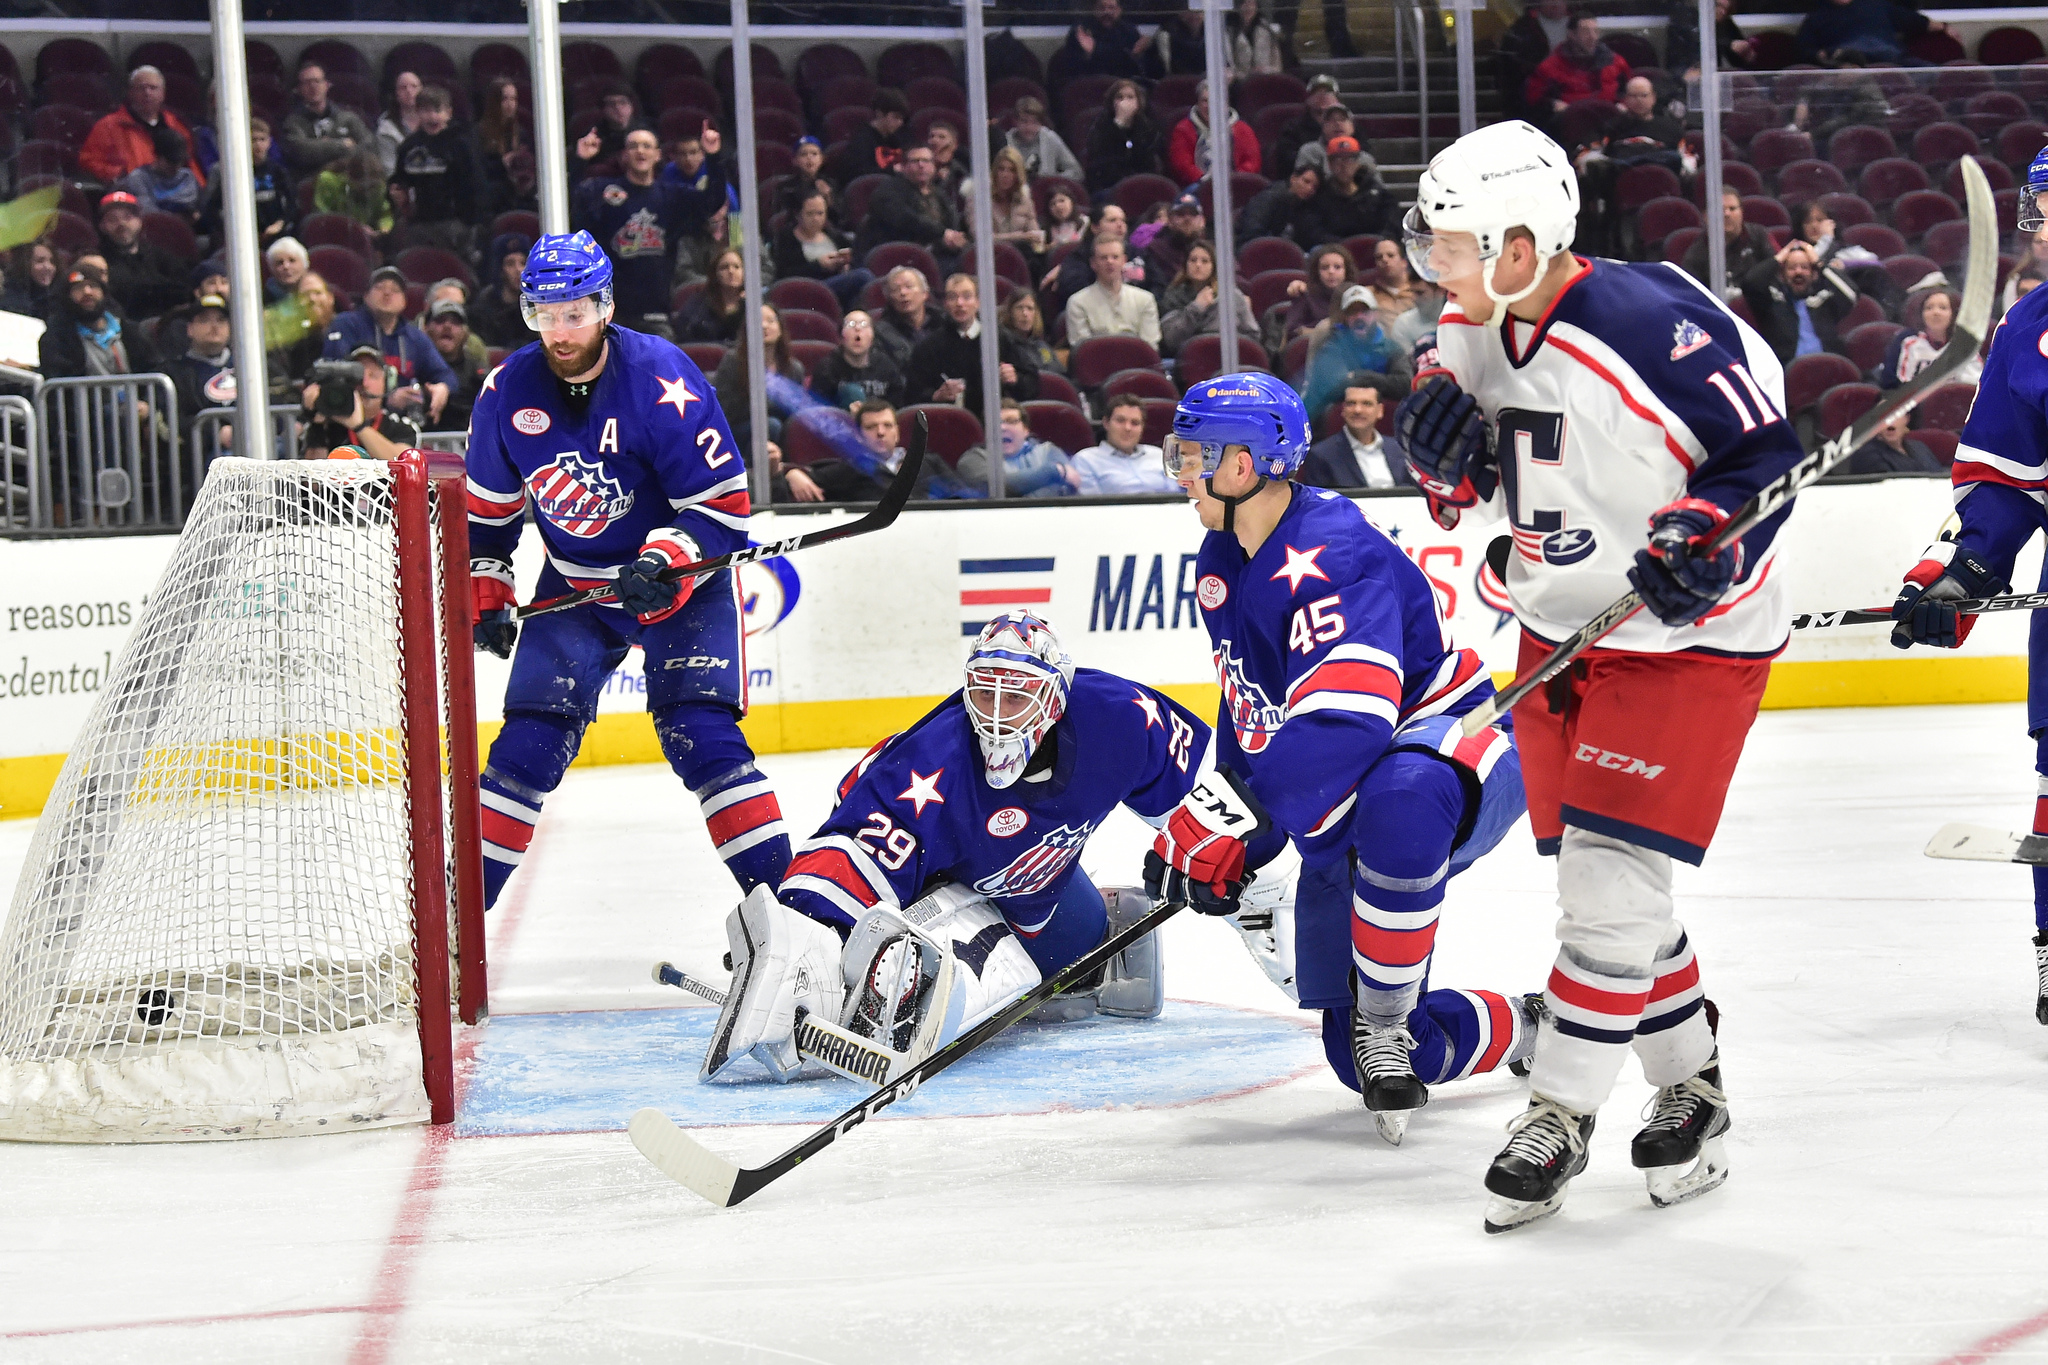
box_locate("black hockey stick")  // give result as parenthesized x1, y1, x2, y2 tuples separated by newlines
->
(517, 411, 928, 619)
(628, 894, 1185, 1207)
(1460, 156, 1999, 738)
(1791, 590, 2048, 631)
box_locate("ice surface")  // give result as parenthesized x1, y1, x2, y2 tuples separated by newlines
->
(4, 705, 2048, 1364)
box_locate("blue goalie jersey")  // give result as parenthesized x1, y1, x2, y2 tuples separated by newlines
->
(465, 325, 751, 589)
(1196, 486, 1499, 851)
(780, 669, 1210, 937)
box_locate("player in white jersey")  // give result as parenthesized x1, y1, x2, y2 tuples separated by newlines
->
(1397, 121, 1807, 1231)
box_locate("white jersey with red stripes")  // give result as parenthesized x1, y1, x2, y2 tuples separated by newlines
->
(1429, 257, 1804, 659)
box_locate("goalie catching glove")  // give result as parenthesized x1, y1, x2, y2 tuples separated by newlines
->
(1891, 534, 2005, 650)
(615, 529, 706, 624)
(1146, 767, 1272, 912)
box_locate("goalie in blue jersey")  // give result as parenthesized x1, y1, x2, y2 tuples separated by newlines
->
(465, 231, 792, 910)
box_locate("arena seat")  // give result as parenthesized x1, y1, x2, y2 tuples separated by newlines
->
(1031, 175, 1089, 224)
(1140, 398, 1178, 446)
(818, 75, 878, 121)
(1102, 368, 1179, 402)
(1944, 160, 2014, 204)
(383, 41, 459, 88)
(865, 242, 941, 293)
(141, 215, 197, 264)
(1884, 94, 1945, 143)
(40, 73, 109, 114)
(469, 42, 529, 89)
(681, 341, 726, 373)
(1818, 192, 1876, 229)
(635, 43, 705, 107)
(1615, 163, 1681, 213)
(1690, 162, 1762, 205)
(29, 103, 94, 149)
(842, 174, 889, 224)
(1824, 125, 1896, 180)
(878, 42, 955, 90)
(1979, 25, 2046, 64)
(780, 405, 849, 468)
(394, 246, 474, 290)
(1035, 372, 1084, 408)
(1784, 353, 1862, 418)
(992, 243, 1032, 289)
(1740, 196, 1790, 230)
(127, 41, 200, 83)
(1893, 190, 1963, 244)
(1911, 123, 1980, 168)
(1842, 321, 1904, 376)
(796, 43, 866, 95)
(1997, 122, 2048, 173)
(1913, 428, 1959, 464)
(1843, 222, 1906, 258)
(1176, 335, 1269, 387)
(309, 245, 370, 298)
(42, 208, 93, 253)
(1841, 295, 1886, 331)
(989, 76, 1049, 118)
(35, 37, 113, 89)
(1881, 253, 1942, 293)
(1023, 400, 1094, 453)
(1860, 158, 1931, 208)
(1662, 226, 1702, 265)
(1916, 382, 1980, 433)
(1922, 220, 1975, 269)
(1246, 269, 1307, 319)
(299, 39, 370, 80)
(1748, 127, 1814, 179)
(790, 339, 837, 378)
(902, 404, 981, 466)
(1235, 72, 1307, 118)
(1113, 174, 1182, 221)
(1817, 382, 1882, 439)
(1636, 197, 1701, 255)
(1238, 237, 1306, 277)
(1070, 336, 1162, 392)
(776, 309, 840, 346)
(1776, 159, 1847, 203)
(767, 278, 842, 324)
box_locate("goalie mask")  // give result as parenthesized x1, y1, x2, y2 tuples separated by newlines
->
(964, 612, 1075, 790)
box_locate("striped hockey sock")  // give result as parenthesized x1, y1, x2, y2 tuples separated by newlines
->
(1632, 926, 1716, 1086)
(479, 768, 546, 909)
(1531, 948, 1653, 1114)
(695, 764, 792, 894)
(1349, 859, 1445, 1026)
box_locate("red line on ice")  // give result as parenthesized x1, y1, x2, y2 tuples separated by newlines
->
(1933, 1308, 2048, 1365)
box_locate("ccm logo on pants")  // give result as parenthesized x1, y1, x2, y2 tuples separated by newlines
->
(1573, 743, 1665, 779)
(664, 655, 733, 669)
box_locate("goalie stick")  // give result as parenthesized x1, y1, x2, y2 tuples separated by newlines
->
(517, 411, 929, 620)
(1924, 823, 2048, 867)
(1790, 590, 2048, 631)
(628, 895, 1184, 1207)
(1460, 156, 1999, 738)
(651, 961, 927, 1088)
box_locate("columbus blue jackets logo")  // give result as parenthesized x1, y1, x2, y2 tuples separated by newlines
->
(526, 451, 636, 537)
(1216, 640, 1285, 753)
(1670, 319, 1711, 361)
(972, 822, 1091, 898)
(612, 208, 667, 259)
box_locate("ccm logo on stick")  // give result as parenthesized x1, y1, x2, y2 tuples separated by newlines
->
(1573, 743, 1665, 779)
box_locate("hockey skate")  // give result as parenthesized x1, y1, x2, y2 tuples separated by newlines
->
(2035, 931, 2048, 1026)
(1508, 992, 1549, 1078)
(1632, 1050, 1731, 1208)
(1351, 1018, 1428, 1146)
(1482, 1097, 1595, 1233)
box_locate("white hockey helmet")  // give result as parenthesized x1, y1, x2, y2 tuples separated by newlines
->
(963, 612, 1075, 790)
(1403, 120, 1580, 316)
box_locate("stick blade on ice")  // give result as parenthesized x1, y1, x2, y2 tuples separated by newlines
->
(1923, 823, 2048, 866)
(628, 1108, 742, 1206)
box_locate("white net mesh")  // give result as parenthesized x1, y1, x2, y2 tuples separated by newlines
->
(0, 458, 447, 1141)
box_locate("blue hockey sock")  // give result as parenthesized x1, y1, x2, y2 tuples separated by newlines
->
(655, 701, 791, 893)
(478, 712, 585, 909)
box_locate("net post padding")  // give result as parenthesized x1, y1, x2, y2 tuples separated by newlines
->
(0, 456, 476, 1142)
(423, 449, 488, 1028)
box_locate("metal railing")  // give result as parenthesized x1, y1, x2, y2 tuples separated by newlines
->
(0, 395, 41, 533)
(192, 406, 301, 465)
(29, 375, 179, 536)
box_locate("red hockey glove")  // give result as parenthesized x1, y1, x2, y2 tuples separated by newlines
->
(616, 531, 703, 624)
(1149, 767, 1272, 908)
(1891, 542, 2005, 650)
(1627, 497, 1742, 627)
(470, 557, 517, 658)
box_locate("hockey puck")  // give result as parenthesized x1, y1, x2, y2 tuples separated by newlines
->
(722, 952, 733, 972)
(136, 988, 176, 1026)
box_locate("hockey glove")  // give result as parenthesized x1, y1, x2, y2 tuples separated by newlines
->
(1628, 497, 1741, 628)
(701, 885, 848, 1083)
(615, 530, 704, 624)
(1149, 767, 1273, 910)
(1890, 542, 2006, 650)
(471, 557, 518, 659)
(1396, 376, 1496, 528)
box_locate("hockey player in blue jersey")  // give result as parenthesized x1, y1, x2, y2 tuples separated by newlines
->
(465, 230, 791, 910)
(1893, 144, 2048, 1023)
(1147, 371, 1539, 1145)
(699, 613, 1206, 1081)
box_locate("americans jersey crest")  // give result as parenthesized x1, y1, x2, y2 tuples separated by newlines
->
(972, 822, 1091, 898)
(526, 451, 636, 537)
(1216, 640, 1285, 753)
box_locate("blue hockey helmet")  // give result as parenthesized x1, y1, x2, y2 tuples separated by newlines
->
(2020, 145, 2048, 233)
(963, 612, 1074, 790)
(1166, 371, 1312, 481)
(520, 230, 614, 327)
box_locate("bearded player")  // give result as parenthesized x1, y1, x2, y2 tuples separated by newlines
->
(698, 613, 1207, 1083)
(1149, 370, 1541, 1147)
(1397, 121, 1804, 1230)
(465, 230, 791, 909)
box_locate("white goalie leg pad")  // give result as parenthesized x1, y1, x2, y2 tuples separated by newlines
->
(1096, 886, 1167, 1019)
(840, 905, 952, 1061)
(701, 885, 848, 1083)
(904, 884, 1042, 1045)
(1228, 842, 1300, 1002)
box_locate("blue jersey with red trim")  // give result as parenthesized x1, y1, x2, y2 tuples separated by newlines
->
(780, 669, 1210, 935)
(465, 325, 749, 591)
(1950, 280, 2048, 577)
(1432, 257, 1802, 659)
(1194, 486, 1496, 853)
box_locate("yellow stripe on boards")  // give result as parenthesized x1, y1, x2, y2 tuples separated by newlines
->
(0, 660, 2031, 822)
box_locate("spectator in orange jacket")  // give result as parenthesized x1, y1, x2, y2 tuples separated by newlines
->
(1524, 13, 1631, 118)
(1166, 80, 1261, 187)
(80, 66, 204, 189)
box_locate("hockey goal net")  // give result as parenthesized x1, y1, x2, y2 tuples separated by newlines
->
(0, 451, 486, 1142)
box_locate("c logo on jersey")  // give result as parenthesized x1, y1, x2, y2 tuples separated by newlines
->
(512, 407, 551, 435)
(986, 807, 1029, 838)
(972, 822, 1092, 899)
(739, 556, 802, 636)
(1540, 526, 1598, 565)
(526, 451, 635, 537)
(1198, 574, 1228, 610)
(1216, 640, 1285, 753)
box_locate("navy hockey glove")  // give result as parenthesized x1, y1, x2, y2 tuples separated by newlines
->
(1628, 497, 1741, 627)
(615, 531, 703, 624)
(1396, 376, 1495, 527)
(1143, 848, 1241, 915)
(1891, 543, 2005, 649)
(471, 557, 518, 659)
(1149, 767, 1272, 910)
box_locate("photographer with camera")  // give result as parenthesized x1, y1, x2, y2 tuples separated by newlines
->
(300, 340, 420, 459)
(321, 265, 453, 427)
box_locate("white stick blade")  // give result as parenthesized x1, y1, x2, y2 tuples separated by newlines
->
(1924, 823, 2026, 863)
(628, 1107, 741, 1206)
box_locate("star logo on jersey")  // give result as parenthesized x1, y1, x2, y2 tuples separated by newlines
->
(656, 375, 700, 423)
(972, 822, 1094, 899)
(896, 769, 946, 817)
(1670, 318, 1712, 361)
(1271, 544, 1329, 592)
(525, 451, 635, 538)
(481, 364, 502, 394)
(1131, 690, 1162, 729)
